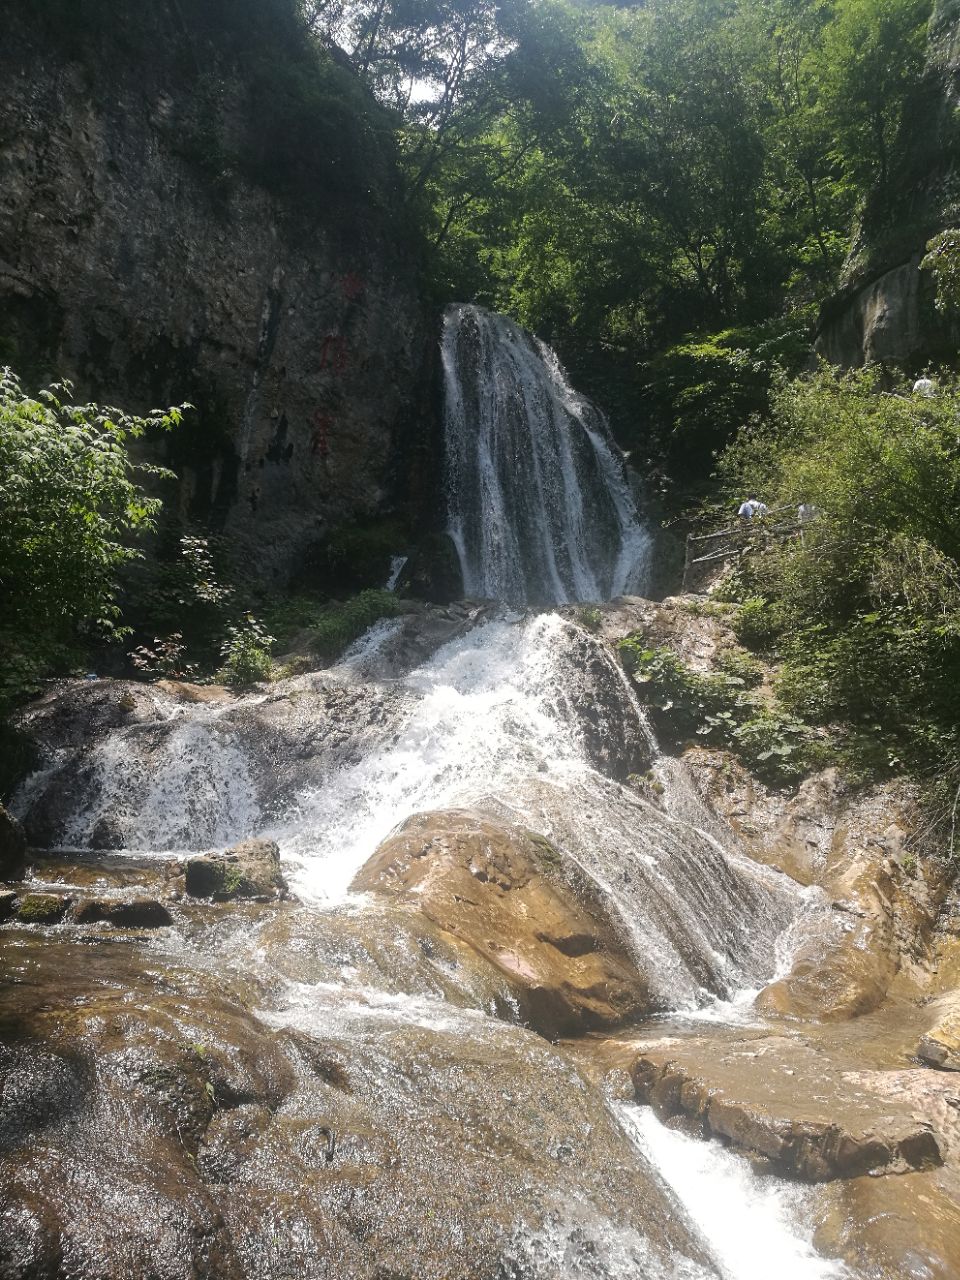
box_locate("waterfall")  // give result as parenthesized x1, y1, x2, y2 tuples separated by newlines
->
(442, 303, 651, 606)
(5, 309, 847, 1279)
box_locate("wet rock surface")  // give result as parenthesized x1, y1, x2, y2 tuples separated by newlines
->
(352, 809, 654, 1037)
(319, 598, 503, 679)
(72, 897, 174, 928)
(919, 991, 960, 1070)
(621, 1023, 945, 1180)
(186, 839, 287, 902)
(0, 883, 719, 1280)
(7, 597, 960, 1277)
(813, 1167, 960, 1280)
(685, 749, 949, 1020)
(12, 671, 416, 851)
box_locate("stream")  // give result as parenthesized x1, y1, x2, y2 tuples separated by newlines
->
(1, 305, 854, 1279)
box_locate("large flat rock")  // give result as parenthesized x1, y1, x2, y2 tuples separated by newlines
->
(0, 910, 719, 1280)
(617, 1023, 952, 1181)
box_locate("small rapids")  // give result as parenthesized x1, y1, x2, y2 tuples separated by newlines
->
(15, 611, 815, 1011)
(618, 1107, 850, 1280)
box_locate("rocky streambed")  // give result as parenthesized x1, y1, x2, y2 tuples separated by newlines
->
(2, 598, 960, 1279)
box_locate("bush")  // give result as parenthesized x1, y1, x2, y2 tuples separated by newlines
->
(218, 615, 275, 687)
(125, 531, 236, 661)
(0, 367, 186, 708)
(308, 590, 403, 661)
(733, 596, 782, 650)
(575, 606, 603, 632)
(921, 229, 960, 314)
(716, 365, 960, 779)
(715, 646, 765, 688)
(619, 641, 756, 741)
(730, 709, 821, 785)
(620, 638, 825, 785)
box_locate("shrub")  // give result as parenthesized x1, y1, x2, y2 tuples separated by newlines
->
(126, 531, 236, 658)
(921, 228, 960, 313)
(730, 710, 820, 785)
(732, 596, 782, 650)
(308, 590, 402, 660)
(129, 633, 198, 682)
(715, 646, 765, 688)
(218, 615, 275, 687)
(716, 365, 960, 780)
(620, 638, 825, 785)
(0, 367, 186, 708)
(619, 641, 756, 740)
(575, 606, 603, 632)
(642, 311, 816, 484)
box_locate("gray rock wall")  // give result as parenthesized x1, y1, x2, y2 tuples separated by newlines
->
(0, 11, 437, 581)
(816, 257, 931, 369)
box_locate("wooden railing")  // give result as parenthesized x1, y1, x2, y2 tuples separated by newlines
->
(681, 505, 802, 591)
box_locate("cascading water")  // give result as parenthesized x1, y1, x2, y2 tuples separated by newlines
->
(443, 303, 650, 605)
(8, 306, 846, 1280)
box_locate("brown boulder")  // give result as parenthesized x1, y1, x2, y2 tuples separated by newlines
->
(73, 898, 174, 929)
(351, 809, 652, 1038)
(0, 803, 27, 880)
(918, 991, 960, 1071)
(756, 899, 899, 1022)
(625, 1026, 944, 1181)
(0, 914, 716, 1280)
(185, 839, 286, 902)
(814, 1169, 960, 1280)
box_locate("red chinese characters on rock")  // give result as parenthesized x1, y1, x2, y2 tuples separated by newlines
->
(310, 410, 332, 460)
(340, 272, 365, 302)
(320, 334, 349, 375)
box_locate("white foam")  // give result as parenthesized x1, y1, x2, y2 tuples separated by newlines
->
(617, 1105, 850, 1280)
(442, 303, 651, 604)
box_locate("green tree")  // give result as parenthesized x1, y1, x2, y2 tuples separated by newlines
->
(743, 0, 852, 286)
(818, 0, 932, 196)
(921, 228, 960, 312)
(0, 369, 187, 707)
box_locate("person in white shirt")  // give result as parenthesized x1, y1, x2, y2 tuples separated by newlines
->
(738, 498, 768, 522)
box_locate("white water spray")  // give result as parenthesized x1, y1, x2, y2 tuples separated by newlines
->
(442, 303, 650, 605)
(618, 1106, 850, 1280)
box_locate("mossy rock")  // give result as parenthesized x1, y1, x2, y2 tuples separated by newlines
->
(17, 893, 71, 924)
(185, 839, 286, 901)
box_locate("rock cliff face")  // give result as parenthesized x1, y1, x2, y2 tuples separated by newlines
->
(0, 4, 436, 581)
(816, 0, 960, 368)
